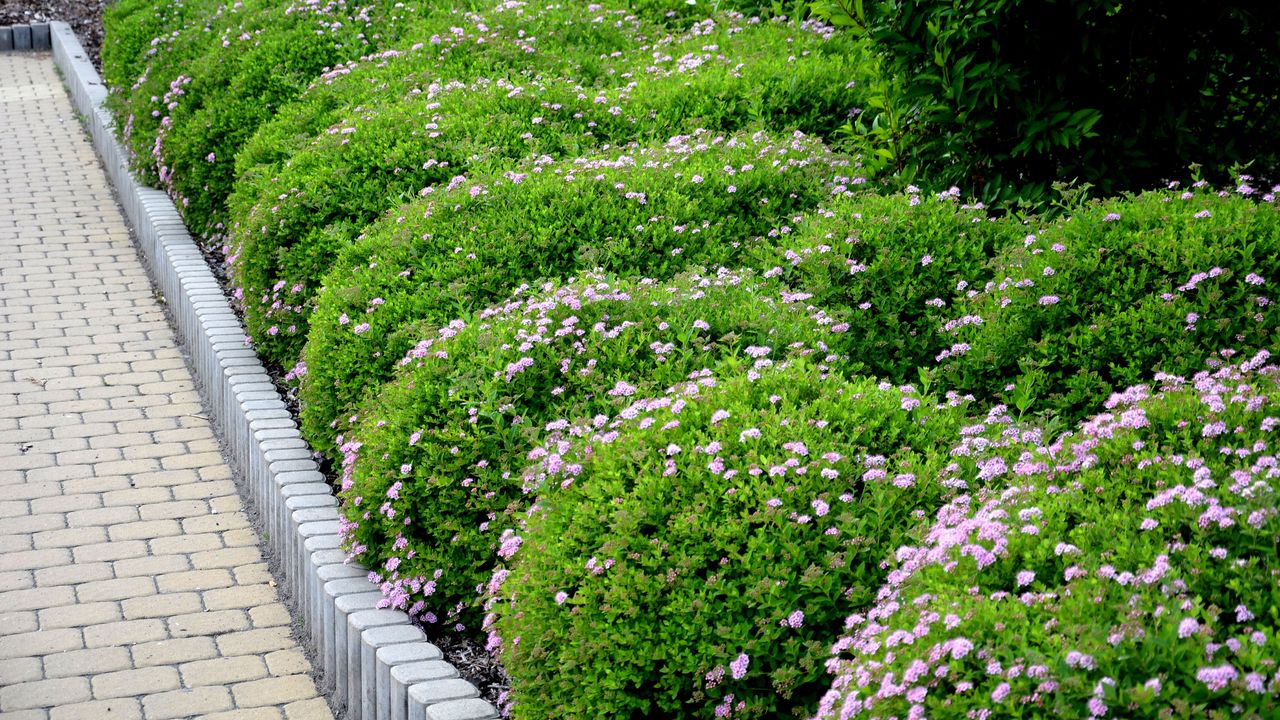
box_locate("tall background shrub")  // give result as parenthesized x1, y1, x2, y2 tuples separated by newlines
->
(814, 0, 1280, 203)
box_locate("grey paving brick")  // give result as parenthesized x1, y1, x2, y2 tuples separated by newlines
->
(0, 49, 328, 720)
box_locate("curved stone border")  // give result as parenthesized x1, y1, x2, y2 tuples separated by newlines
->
(49, 22, 498, 720)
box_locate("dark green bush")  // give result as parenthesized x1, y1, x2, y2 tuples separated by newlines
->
(760, 188, 1024, 383)
(338, 269, 847, 632)
(493, 360, 968, 719)
(817, 349, 1280, 719)
(297, 130, 854, 459)
(814, 1, 1280, 204)
(938, 187, 1280, 421)
(228, 14, 870, 368)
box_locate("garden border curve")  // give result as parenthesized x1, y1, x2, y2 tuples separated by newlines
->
(48, 21, 498, 720)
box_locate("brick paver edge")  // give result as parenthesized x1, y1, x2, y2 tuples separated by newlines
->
(48, 22, 499, 720)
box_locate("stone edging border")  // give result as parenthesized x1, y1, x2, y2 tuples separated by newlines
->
(1, 22, 52, 51)
(48, 22, 499, 720)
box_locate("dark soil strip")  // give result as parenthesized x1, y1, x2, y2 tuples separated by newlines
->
(1, 0, 106, 68)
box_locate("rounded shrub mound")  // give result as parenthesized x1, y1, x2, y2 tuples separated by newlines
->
(231, 0, 663, 180)
(937, 185, 1280, 420)
(761, 187, 1024, 383)
(101, 0, 212, 94)
(338, 268, 847, 631)
(491, 360, 973, 719)
(140, 0, 435, 235)
(298, 129, 856, 459)
(229, 76, 628, 368)
(109, 0, 383, 187)
(229, 12, 870, 368)
(818, 349, 1280, 719)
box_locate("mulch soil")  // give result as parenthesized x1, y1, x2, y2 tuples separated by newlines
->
(1, 0, 106, 67)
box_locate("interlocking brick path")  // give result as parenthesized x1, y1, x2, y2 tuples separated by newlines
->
(0, 53, 333, 720)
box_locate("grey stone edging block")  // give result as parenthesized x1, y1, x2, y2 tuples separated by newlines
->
(419, 698, 499, 720)
(348, 609, 413, 720)
(47, 21, 488, 720)
(30, 23, 51, 51)
(12, 24, 31, 51)
(392, 661, 461, 719)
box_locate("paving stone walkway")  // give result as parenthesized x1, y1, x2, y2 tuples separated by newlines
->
(0, 54, 333, 720)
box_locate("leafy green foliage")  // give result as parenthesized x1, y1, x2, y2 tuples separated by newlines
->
(339, 270, 846, 633)
(760, 188, 1024, 382)
(101, 5, 1280, 719)
(813, 0, 1280, 204)
(938, 186, 1280, 421)
(298, 130, 852, 459)
(495, 361, 966, 719)
(818, 350, 1280, 719)
(228, 16, 870, 368)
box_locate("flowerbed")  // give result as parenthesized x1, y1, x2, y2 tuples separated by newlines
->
(103, 1, 1280, 717)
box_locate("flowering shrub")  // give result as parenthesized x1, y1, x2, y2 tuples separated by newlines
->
(817, 349, 1280, 719)
(298, 129, 856, 459)
(229, 76, 625, 368)
(229, 13, 868, 368)
(101, 0, 206, 93)
(337, 269, 848, 632)
(491, 360, 970, 719)
(101, 3, 1280, 714)
(106, 0, 413, 232)
(230, 0, 661, 180)
(938, 186, 1280, 420)
(761, 188, 1023, 383)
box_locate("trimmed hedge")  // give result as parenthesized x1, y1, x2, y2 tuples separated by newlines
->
(107, 0, 391, 222)
(230, 1, 662, 178)
(492, 360, 970, 719)
(760, 189, 1024, 383)
(101, 4, 1280, 717)
(818, 350, 1280, 719)
(108, 0, 653, 235)
(338, 269, 848, 632)
(298, 129, 855, 459)
(757, 186, 1278, 422)
(937, 187, 1280, 420)
(229, 13, 869, 368)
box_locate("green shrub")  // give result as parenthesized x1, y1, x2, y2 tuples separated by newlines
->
(817, 349, 1280, 719)
(231, 0, 664, 179)
(761, 188, 1024, 383)
(145, 2, 434, 235)
(101, 0, 208, 93)
(229, 76, 617, 368)
(813, 1, 1280, 204)
(493, 359, 971, 719)
(338, 268, 848, 632)
(938, 187, 1280, 421)
(105, 0, 437, 231)
(298, 129, 854, 459)
(229, 13, 870, 368)
(104, 0, 222, 183)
